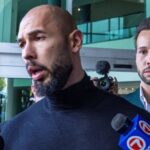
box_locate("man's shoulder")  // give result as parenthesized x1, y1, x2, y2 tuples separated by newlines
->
(124, 88, 140, 100)
(0, 98, 46, 131)
(122, 88, 144, 109)
(96, 89, 150, 118)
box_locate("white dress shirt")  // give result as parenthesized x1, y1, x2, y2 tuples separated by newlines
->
(140, 86, 150, 113)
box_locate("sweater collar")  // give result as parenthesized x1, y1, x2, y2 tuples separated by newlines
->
(46, 73, 96, 109)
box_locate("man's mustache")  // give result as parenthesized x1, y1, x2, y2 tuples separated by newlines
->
(143, 66, 150, 72)
(26, 60, 48, 71)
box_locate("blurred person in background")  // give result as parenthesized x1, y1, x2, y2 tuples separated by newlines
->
(30, 80, 45, 103)
(124, 17, 150, 113)
(91, 76, 118, 95)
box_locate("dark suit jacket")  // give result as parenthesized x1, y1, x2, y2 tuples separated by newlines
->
(123, 88, 144, 109)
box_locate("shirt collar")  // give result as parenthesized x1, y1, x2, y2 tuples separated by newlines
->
(140, 86, 150, 113)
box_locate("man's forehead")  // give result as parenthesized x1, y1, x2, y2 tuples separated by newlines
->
(22, 6, 55, 23)
(17, 5, 74, 39)
(21, 10, 50, 26)
(18, 12, 52, 38)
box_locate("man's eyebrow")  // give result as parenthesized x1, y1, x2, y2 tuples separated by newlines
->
(137, 46, 148, 52)
(28, 29, 46, 36)
(17, 29, 46, 42)
(138, 46, 147, 50)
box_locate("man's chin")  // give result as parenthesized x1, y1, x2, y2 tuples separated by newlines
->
(141, 76, 150, 85)
(42, 78, 52, 87)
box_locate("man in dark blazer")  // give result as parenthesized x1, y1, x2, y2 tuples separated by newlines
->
(0, 5, 150, 150)
(124, 17, 150, 113)
(124, 88, 144, 109)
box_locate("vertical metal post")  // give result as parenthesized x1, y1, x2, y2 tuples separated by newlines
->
(66, 0, 73, 14)
(145, 0, 150, 17)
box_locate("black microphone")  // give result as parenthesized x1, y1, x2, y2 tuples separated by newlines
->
(96, 60, 110, 75)
(111, 113, 150, 150)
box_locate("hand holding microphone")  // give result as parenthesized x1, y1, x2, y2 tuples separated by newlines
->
(111, 113, 150, 150)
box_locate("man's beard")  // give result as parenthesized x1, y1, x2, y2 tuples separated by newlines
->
(137, 67, 150, 85)
(31, 61, 73, 97)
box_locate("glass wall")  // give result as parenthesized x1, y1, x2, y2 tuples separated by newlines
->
(73, 0, 145, 44)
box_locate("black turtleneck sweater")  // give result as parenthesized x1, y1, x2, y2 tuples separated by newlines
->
(0, 74, 150, 150)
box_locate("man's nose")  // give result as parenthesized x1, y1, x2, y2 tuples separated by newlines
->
(146, 51, 150, 65)
(22, 42, 36, 60)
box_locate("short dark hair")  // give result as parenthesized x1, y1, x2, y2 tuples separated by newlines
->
(135, 17, 150, 45)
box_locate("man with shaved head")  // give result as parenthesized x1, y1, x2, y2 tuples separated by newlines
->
(0, 5, 150, 150)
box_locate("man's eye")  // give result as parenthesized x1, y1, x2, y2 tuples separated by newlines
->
(139, 50, 147, 55)
(18, 42, 25, 48)
(35, 36, 46, 40)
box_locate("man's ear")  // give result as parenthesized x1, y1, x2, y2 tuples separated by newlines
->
(69, 29, 83, 53)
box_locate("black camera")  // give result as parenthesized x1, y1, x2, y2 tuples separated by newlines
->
(96, 61, 114, 91)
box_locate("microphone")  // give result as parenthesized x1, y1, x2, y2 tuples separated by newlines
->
(111, 113, 150, 150)
(96, 60, 110, 75)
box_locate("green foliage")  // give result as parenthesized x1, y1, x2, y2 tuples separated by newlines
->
(0, 78, 6, 91)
